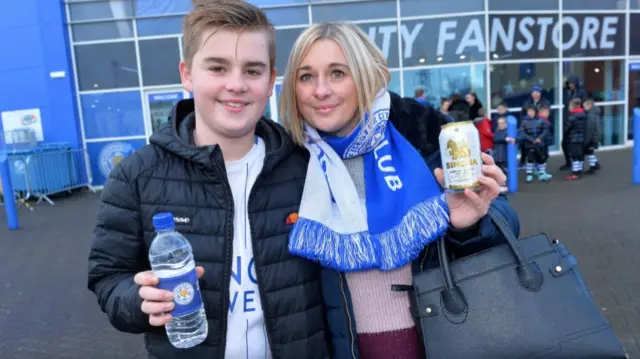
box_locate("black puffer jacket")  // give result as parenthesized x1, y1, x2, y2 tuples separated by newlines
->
(565, 109, 588, 144)
(87, 99, 330, 359)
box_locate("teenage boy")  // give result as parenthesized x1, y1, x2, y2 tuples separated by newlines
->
(87, 1, 330, 358)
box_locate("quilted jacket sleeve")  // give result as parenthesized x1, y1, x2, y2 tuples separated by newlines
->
(87, 161, 154, 334)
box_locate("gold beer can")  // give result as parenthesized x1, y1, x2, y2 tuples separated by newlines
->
(439, 121, 482, 192)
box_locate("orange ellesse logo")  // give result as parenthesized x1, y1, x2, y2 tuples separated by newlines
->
(286, 212, 299, 225)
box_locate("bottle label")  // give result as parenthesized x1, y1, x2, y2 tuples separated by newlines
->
(157, 269, 203, 317)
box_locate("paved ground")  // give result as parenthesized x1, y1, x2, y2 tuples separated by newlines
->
(0, 148, 639, 358)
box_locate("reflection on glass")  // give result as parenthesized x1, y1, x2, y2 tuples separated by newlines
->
(563, 0, 625, 10)
(81, 91, 145, 139)
(488, 0, 558, 10)
(139, 38, 181, 86)
(389, 71, 402, 95)
(69, 0, 133, 21)
(599, 105, 624, 146)
(490, 62, 558, 108)
(75, 42, 139, 91)
(312, 1, 396, 22)
(402, 65, 486, 107)
(562, 60, 624, 102)
(401, 0, 483, 17)
(135, 0, 191, 16)
(72, 21, 134, 42)
(265, 6, 309, 26)
(136, 16, 182, 37)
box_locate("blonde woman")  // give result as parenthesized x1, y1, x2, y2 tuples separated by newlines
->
(280, 22, 520, 359)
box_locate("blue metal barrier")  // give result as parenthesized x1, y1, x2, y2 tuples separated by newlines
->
(634, 108, 640, 185)
(507, 115, 518, 193)
(0, 153, 19, 230)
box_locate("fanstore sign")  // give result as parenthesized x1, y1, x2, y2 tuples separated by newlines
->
(363, 14, 625, 66)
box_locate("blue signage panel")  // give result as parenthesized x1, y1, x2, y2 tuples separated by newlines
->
(630, 62, 640, 72)
(86, 139, 147, 186)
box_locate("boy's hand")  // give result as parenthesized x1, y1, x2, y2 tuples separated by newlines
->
(534, 138, 541, 143)
(134, 266, 205, 326)
(506, 137, 515, 144)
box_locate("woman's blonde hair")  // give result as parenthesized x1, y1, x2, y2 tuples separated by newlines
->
(279, 22, 390, 145)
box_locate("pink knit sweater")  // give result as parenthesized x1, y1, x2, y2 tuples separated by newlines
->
(344, 157, 422, 359)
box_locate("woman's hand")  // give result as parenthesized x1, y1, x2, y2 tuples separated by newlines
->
(434, 153, 505, 229)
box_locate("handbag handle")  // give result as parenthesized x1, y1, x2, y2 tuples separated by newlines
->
(437, 206, 544, 320)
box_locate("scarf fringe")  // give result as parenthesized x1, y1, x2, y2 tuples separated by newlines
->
(289, 195, 450, 271)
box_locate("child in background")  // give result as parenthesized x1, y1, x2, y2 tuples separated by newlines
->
(492, 117, 514, 193)
(519, 106, 552, 183)
(474, 108, 494, 154)
(583, 98, 602, 174)
(565, 98, 588, 180)
(538, 105, 553, 160)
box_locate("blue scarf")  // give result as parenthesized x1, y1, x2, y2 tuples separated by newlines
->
(289, 90, 450, 271)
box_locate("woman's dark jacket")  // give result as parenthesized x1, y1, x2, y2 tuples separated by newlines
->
(324, 92, 521, 359)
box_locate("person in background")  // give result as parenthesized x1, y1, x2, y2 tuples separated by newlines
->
(491, 102, 510, 132)
(414, 86, 429, 106)
(518, 106, 552, 183)
(474, 107, 494, 155)
(561, 76, 587, 171)
(583, 98, 602, 174)
(538, 105, 553, 160)
(492, 116, 515, 193)
(439, 97, 455, 123)
(448, 93, 471, 122)
(564, 98, 588, 180)
(466, 92, 483, 120)
(521, 85, 551, 115)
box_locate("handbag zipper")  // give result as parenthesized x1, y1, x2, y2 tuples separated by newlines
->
(338, 272, 357, 359)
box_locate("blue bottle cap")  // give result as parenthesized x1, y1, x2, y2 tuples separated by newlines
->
(152, 212, 175, 231)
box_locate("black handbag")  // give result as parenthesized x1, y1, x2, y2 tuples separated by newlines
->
(410, 207, 628, 359)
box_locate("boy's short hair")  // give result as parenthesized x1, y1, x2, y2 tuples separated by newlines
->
(497, 116, 507, 123)
(539, 104, 550, 111)
(584, 98, 594, 105)
(569, 98, 582, 108)
(478, 108, 486, 117)
(497, 102, 507, 108)
(414, 87, 425, 97)
(182, 0, 276, 69)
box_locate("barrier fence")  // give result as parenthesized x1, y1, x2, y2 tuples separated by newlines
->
(1, 129, 94, 230)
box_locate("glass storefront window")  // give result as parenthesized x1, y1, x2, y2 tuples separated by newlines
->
(400, 0, 483, 17)
(561, 14, 626, 58)
(562, 60, 625, 102)
(72, 20, 134, 42)
(136, 16, 182, 37)
(266, 6, 309, 26)
(627, 66, 640, 140)
(75, 42, 139, 91)
(563, 0, 626, 10)
(312, 1, 396, 22)
(275, 28, 305, 75)
(401, 16, 486, 67)
(488, 0, 558, 11)
(81, 91, 145, 139)
(489, 62, 558, 109)
(402, 64, 487, 107)
(69, 0, 133, 21)
(629, 14, 640, 55)
(138, 38, 181, 86)
(599, 105, 625, 146)
(135, 0, 191, 16)
(389, 70, 401, 95)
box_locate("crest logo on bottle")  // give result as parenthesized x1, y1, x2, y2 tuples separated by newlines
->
(173, 283, 195, 305)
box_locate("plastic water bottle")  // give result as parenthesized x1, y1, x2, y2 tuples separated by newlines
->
(150, 212, 208, 348)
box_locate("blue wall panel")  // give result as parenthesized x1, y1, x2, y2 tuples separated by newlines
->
(0, 0, 81, 147)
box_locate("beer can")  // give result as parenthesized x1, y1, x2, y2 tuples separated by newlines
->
(439, 121, 482, 192)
